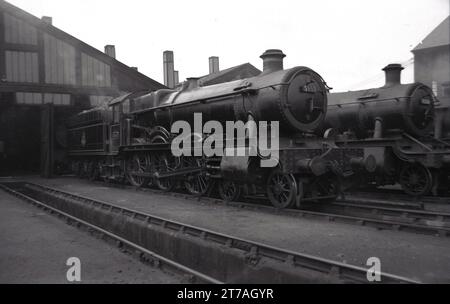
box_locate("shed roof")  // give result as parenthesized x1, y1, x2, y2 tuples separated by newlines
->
(413, 16, 450, 52)
(0, 0, 165, 90)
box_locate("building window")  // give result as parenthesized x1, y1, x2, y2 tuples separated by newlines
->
(43, 33, 76, 85)
(89, 95, 113, 107)
(4, 13, 38, 45)
(81, 53, 111, 87)
(5, 51, 39, 83)
(16, 92, 42, 105)
(44, 93, 71, 106)
(15, 92, 71, 106)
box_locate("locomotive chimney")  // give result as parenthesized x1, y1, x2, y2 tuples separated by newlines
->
(382, 64, 404, 87)
(260, 49, 286, 74)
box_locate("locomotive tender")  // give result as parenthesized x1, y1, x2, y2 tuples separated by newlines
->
(322, 64, 450, 196)
(67, 50, 370, 208)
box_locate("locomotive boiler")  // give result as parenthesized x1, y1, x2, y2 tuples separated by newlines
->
(130, 49, 327, 134)
(67, 50, 368, 208)
(321, 64, 450, 196)
(322, 64, 435, 138)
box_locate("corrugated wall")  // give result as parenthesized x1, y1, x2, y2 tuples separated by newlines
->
(4, 12, 37, 45)
(81, 52, 111, 87)
(5, 50, 39, 82)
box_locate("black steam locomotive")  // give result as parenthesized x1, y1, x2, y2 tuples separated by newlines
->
(67, 50, 370, 208)
(321, 64, 450, 196)
(435, 102, 450, 142)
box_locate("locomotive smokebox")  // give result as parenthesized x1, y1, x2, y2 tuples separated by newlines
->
(260, 49, 286, 74)
(383, 63, 404, 87)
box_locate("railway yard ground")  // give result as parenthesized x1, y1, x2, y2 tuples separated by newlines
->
(1, 175, 450, 284)
(0, 186, 182, 284)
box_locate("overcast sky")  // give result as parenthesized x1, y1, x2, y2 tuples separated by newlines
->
(7, 0, 449, 91)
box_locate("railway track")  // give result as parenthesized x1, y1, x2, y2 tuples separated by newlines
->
(0, 181, 418, 284)
(107, 181, 450, 238)
(310, 201, 450, 232)
(0, 182, 220, 284)
(347, 190, 450, 205)
(213, 197, 450, 237)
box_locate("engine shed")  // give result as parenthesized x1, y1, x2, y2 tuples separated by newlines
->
(0, 0, 165, 176)
(412, 16, 450, 139)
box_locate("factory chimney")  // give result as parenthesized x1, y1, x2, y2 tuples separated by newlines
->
(260, 49, 286, 75)
(104, 45, 116, 59)
(41, 16, 52, 25)
(382, 64, 404, 87)
(174, 71, 179, 86)
(163, 51, 175, 88)
(209, 56, 220, 74)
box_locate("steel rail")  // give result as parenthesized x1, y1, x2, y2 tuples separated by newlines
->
(1, 181, 418, 284)
(219, 196, 450, 237)
(83, 179, 450, 237)
(131, 184, 450, 237)
(0, 183, 223, 284)
(346, 190, 450, 205)
(330, 201, 450, 224)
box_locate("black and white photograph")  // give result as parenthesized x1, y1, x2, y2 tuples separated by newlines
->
(0, 0, 449, 294)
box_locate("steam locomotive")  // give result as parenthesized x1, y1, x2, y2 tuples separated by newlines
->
(435, 102, 450, 141)
(67, 50, 370, 208)
(321, 64, 450, 196)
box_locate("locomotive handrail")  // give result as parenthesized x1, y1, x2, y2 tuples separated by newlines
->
(394, 133, 450, 156)
(129, 82, 293, 116)
(67, 122, 106, 132)
(423, 136, 450, 148)
(329, 96, 412, 107)
(401, 133, 433, 152)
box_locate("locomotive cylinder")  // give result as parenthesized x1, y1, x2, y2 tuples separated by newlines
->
(322, 64, 436, 138)
(131, 50, 329, 134)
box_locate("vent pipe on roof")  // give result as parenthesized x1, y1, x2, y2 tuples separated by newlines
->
(104, 45, 116, 59)
(41, 16, 52, 25)
(382, 64, 404, 87)
(260, 49, 286, 75)
(131, 67, 138, 71)
(163, 51, 175, 88)
(209, 56, 220, 74)
(186, 78, 199, 90)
